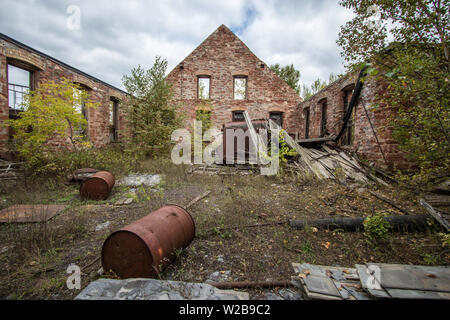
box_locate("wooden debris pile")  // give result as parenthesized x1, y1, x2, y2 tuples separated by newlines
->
(292, 262, 450, 300)
(0, 159, 24, 182)
(187, 112, 388, 185)
(420, 194, 450, 232)
(273, 119, 385, 185)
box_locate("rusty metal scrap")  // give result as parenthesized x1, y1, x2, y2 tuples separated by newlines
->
(101, 205, 195, 279)
(80, 171, 115, 200)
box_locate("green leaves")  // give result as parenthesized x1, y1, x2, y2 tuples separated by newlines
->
(270, 63, 301, 95)
(8, 78, 99, 162)
(338, 0, 449, 186)
(122, 56, 183, 157)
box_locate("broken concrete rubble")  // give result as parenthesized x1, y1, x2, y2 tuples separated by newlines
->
(117, 174, 161, 187)
(75, 278, 249, 300)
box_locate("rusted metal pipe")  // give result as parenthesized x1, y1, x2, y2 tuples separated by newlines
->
(101, 205, 195, 279)
(209, 281, 293, 289)
(80, 171, 115, 200)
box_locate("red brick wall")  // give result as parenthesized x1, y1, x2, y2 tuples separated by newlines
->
(166, 25, 302, 133)
(295, 73, 412, 170)
(0, 37, 126, 158)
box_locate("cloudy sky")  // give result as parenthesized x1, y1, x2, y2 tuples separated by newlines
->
(0, 0, 355, 92)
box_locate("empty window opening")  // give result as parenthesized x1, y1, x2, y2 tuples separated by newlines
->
(110, 99, 119, 142)
(269, 112, 283, 128)
(73, 86, 89, 139)
(8, 64, 31, 110)
(234, 76, 247, 100)
(232, 110, 245, 122)
(342, 88, 355, 145)
(198, 76, 210, 99)
(304, 108, 310, 139)
(320, 100, 327, 137)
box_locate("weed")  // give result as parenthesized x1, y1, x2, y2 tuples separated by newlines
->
(364, 212, 391, 245)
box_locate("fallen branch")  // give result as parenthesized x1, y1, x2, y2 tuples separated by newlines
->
(185, 190, 211, 210)
(205, 221, 287, 234)
(81, 257, 101, 271)
(367, 190, 412, 215)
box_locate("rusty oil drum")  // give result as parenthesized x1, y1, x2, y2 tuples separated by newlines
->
(101, 205, 195, 278)
(80, 171, 115, 200)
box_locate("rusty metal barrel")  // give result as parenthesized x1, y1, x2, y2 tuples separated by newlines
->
(80, 171, 115, 200)
(101, 205, 195, 279)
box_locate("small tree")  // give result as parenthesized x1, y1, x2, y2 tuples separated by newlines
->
(337, 0, 449, 185)
(122, 56, 183, 157)
(8, 78, 97, 163)
(271, 63, 301, 95)
(301, 73, 342, 99)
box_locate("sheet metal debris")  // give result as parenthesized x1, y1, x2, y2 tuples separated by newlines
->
(0, 204, 67, 223)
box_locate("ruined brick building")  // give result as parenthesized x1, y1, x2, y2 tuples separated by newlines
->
(0, 25, 409, 170)
(166, 25, 409, 169)
(296, 72, 409, 170)
(0, 33, 127, 159)
(166, 25, 302, 133)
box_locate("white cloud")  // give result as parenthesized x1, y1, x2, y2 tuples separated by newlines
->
(0, 0, 354, 90)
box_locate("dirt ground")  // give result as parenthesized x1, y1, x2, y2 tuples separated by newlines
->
(0, 158, 448, 299)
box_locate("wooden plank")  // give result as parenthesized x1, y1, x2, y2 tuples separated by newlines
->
(302, 275, 343, 299)
(386, 288, 450, 300)
(297, 136, 336, 144)
(355, 264, 391, 298)
(423, 195, 450, 206)
(369, 263, 450, 293)
(420, 198, 450, 232)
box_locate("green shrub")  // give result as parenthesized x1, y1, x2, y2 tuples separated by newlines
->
(21, 145, 142, 178)
(363, 212, 391, 244)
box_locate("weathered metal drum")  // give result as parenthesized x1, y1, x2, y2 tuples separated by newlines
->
(101, 205, 195, 279)
(80, 171, 115, 200)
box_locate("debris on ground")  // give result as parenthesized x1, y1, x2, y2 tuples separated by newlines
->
(94, 221, 111, 232)
(80, 171, 115, 201)
(279, 126, 385, 185)
(117, 173, 161, 187)
(115, 197, 134, 206)
(101, 205, 195, 279)
(262, 289, 302, 300)
(420, 195, 450, 232)
(185, 190, 211, 210)
(0, 204, 67, 223)
(0, 160, 24, 182)
(75, 278, 249, 300)
(206, 270, 232, 283)
(292, 262, 450, 300)
(67, 168, 99, 183)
